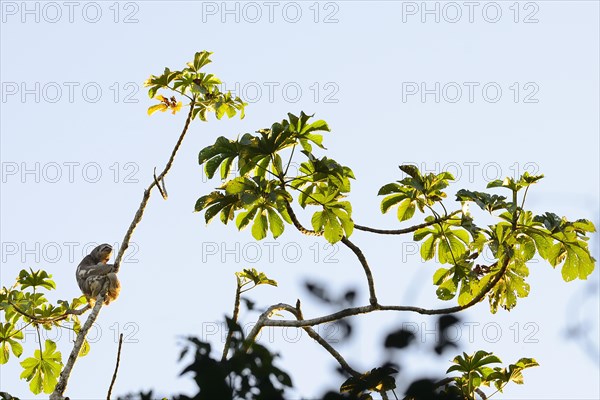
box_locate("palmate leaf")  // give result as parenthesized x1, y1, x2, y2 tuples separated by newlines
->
(236, 268, 278, 287)
(455, 189, 507, 213)
(186, 51, 213, 72)
(292, 154, 354, 201)
(19, 340, 62, 395)
(198, 136, 240, 179)
(487, 172, 544, 192)
(18, 269, 56, 291)
(0, 323, 24, 364)
(378, 165, 454, 221)
(487, 259, 530, 313)
(414, 218, 470, 264)
(522, 212, 596, 281)
(196, 175, 292, 239)
(443, 351, 538, 398)
(195, 191, 242, 224)
(145, 51, 246, 122)
(311, 200, 353, 244)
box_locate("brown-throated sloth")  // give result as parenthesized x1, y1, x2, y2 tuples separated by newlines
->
(76, 243, 120, 305)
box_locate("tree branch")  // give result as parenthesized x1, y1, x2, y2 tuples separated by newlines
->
(340, 237, 378, 305)
(295, 300, 360, 377)
(221, 277, 242, 361)
(244, 302, 360, 378)
(51, 289, 106, 399)
(8, 300, 90, 324)
(107, 333, 124, 400)
(285, 202, 379, 305)
(249, 258, 507, 331)
(354, 210, 461, 235)
(51, 102, 196, 399)
(113, 99, 196, 271)
(285, 202, 321, 236)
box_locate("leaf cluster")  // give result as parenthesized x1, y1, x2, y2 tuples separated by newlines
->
(0, 269, 89, 394)
(196, 112, 355, 243)
(442, 350, 539, 400)
(144, 51, 247, 121)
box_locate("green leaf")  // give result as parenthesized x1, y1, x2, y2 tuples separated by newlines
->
(236, 207, 258, 231)
(421, 236, 436, 261)
(396, 198, 416, 222)
(19, 340, 62, 395)
(378, 182, 401, 196)
(187, 51, 213, 72)
(78, 339, 90, 357)
(236, 268, 277, 287)
(561, 243, 595, 281)
(251, 210, 268, 240)
(399, 164, 420, 179)
(323, 210, 344, 244)
(267, 208, 285, 239)
(311, 211, 324, 232)
(18, 269, 56, 291)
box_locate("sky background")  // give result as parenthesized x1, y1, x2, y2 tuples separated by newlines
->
(1, 0, 599, 399)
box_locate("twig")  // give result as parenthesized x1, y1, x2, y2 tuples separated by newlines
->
(221, 277, 242, 361)
(153, 167, 168, 200)
(354, 211, 461, 235)
(244, 302, 360, 378)
(107, 333, 124, 400)
(295, 300, 360, 377)
(113, 99, 195, 272)
(51, 102, 196, 400)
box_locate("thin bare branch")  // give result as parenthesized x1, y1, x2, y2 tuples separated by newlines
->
(244, 302, 360, 378)
(285, 202, 379, 305)
(295, 300, 360, 377)
(107, 333, 124, 400)
(113, 100, 196, 271)
(341, 237, 377, 305)
(221, 277, 242, 361)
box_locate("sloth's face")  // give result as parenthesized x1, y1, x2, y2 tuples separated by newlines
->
(95, 244, 113, 263)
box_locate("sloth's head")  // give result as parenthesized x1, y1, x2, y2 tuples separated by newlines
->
(92, 243, 113, 263)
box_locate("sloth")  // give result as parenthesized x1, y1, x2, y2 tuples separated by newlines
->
(76, 243, 120, 306)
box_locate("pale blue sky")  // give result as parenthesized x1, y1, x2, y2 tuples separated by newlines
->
(1, 1, 599, 399)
